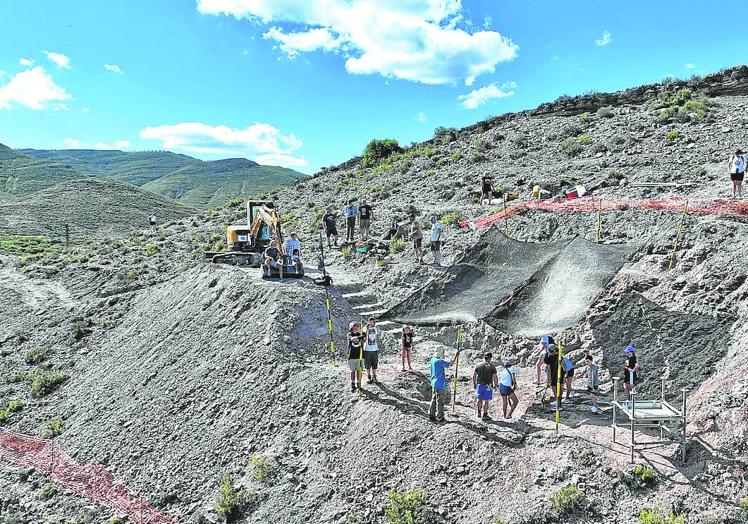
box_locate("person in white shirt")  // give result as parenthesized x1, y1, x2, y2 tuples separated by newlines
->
(363, 318, 380, 384)
(728, 149, 746, 198)
(429, 215, 443, 268)
(284, 232, 303, 272)
(499, 359, 519, 419)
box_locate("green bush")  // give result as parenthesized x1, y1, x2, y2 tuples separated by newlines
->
(550, 485, 586, 514)
(639, 508, 685, 524)
(389, 238, 406, 254)
(226, 198, 244, 208)
(108, 517, 126, 524)
(681, 98, 710, 120)
(42, 418, 63, 438)
(0, 234, 60, 256)
(0, 409, 9, 423)
(384, 489, 430, 524)
(123, 268, 139, 280)
(28, 369, 69, 397)
(24, 347, 48, 365)
(434, 126, 457, 144)
(474, 138, 489, 152)
(560, 137, 584, 157)
(36, 482, 58, 500)
(632, 464, 657, 485)
(7, 400, 23, 412)
(280, 212, 295, 224)
(363, 139, 403, 166)
(739, 497, 748, 510)
(215, 474, 250, 523)
(449, 152, 462, 163)
(342, 245, 352, 259)
(579, 112, 591, 123)
(143, 243, 159, 257)
(667, 129, 683, 141)
(249, 454, 278, 483)
(441, 211, 462, 226)
(578, 134, 590, 144)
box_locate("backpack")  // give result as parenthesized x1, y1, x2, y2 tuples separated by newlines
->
(562, 356, 574, 372)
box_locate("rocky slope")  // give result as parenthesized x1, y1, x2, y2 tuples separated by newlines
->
(1, 67, 748, 524)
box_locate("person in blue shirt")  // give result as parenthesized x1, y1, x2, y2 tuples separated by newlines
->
(429, 346, 460, 422)
(343, 200, 358, 243)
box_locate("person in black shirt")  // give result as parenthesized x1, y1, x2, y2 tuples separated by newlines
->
(472, 352, 498, 420)
(358, 200, 373, 240)
(544, 344, 565, 411)
(481, 175, 493, 205)
(347, 323, 366, 392)
(623, 345, 640, 397)
(322, 209, 338, 247)
(263, 245, 283, 278)
(400, 325, 414, 372)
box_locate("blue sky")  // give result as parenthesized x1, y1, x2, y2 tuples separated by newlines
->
(1, 0, 746, 174)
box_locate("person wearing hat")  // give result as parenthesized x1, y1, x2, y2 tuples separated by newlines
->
(429, 346, 460, 422)
(728, 149, 746, 198)
(347, 322, 366, 392)
(472, 352, 498, 420)
(499, 359, 520, 419)
(623, 345, 640, 397)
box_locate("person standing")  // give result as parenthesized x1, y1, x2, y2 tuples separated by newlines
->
(358, 200, 373, 240)
(728, 149, 745, 198)
(535, 335, 554, 384)
(561, 353, 575, 404)
(623, 345, 640, 397)
(410, 214, 423, 264)
(580, 355, 601, 413)
(472, 352, 498, 420)
(363, 318, 380, 384)
(480, 174, 493, 205)
(429, 346, 459, 422)
(544, 344, 565, 411)
(344, 200, 358, 243)
(429, 214, 443, 268)
(148, 214, 157, 227)
(347, 323, 366, 392)
(499, 359, 519, 419)
(322, 208, 338, 247)
(400, 325, 415, 372)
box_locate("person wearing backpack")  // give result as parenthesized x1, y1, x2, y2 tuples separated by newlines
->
(561, 353, 575, 404)
(728, 149, 745, 198)
(499, 359, 519, 419)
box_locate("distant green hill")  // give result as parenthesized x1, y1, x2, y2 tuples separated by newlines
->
(0, 178, 196, 239)
(141, 158, 307, 209)
(18, 148, 197, 185)
(0, 151, 88, 201)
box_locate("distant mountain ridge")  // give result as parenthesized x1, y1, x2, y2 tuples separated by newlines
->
(17, 147, 307, 208)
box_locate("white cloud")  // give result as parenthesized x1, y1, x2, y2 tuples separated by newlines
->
(43, 50, 71, 69)
(0, 67, 71, 110)
(685, 63, 696, 70)
(139, 122, 308, 167)
(458, 81, 516, 109)
(104, 63, 124, 74)
(595, 31, 612, 47)
(62, 138, 131, 150)
(20, 58, 34, 67)
(415, 112, 428, 123)
(197, 0, 518, 85)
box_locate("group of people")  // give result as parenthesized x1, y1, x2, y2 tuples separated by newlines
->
(261, 232, 304, 277)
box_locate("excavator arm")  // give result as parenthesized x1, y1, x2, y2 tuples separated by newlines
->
(249, 204, 284, 253)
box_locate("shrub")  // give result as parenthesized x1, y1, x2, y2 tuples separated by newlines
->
(143, 244, 159, 257)
(577, 134, 590, 144)
(560, 137, 583, 157)
(42, 418, 63, 438)
(123, 269, 139, 280)
(36, 482, 58, 500)
(108, 517, 126, 524)
(249, 454, 278, 483)
(560, 123, 584, 139)
(28, 369, 69, 397)
(342, 245, 352, 259)
(389, 238, 406, 254)
(474, 138, 489, 152)
(449, 152, 462, 163)
(363, 139, 403, 166)
(226, 198, 244, 208)
(215, 474, 249, 523)
(441, 211, 462, 225)
(579, 112, 591, 123)
(384, 489, 430, 524)
(7, 400, 23, 412)
(434, 127, 457, 144)
(638, 508, 685, 524)
(72, 320, 89, 341)
(667, 129, 683, 141)
(681, 98, 710, 120)
(0, 409, 9, 423)
(550, 485, 585, 514)
(24, 347, 48, 365)
(280, 212, 295, 224)
(597, 106, 614, 118)
(739, 497, 748, 510)
(632, 464, 657, 485)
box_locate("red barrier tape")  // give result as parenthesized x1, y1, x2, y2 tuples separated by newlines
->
(0, 429, 178, 523)
(458, 197, 748, 229)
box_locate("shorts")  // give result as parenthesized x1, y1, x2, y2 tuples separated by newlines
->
(565, 369, 575, 378)
(325, 227, 338, 236)
(499, 384, 514, 396)
(363, 350, 378, 369)
(476, 384, 493, 401)
(413, 237, 422, 249)
(430, 241, 441, 252)
(348, 359, 362, 372)
(731, 172, 745, 182)
(360, 219, 371, 229)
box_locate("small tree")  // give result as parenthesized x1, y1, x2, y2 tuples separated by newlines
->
(363, 139, 403, 166)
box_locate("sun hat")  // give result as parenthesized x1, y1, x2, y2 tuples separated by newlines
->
(625, 345, 635, 353)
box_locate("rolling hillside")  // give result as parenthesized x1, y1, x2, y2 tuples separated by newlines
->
(0, 149, 88, 201)
(0, 178, 197, 239)
(141, 157, 306, 208)
(18, 148, 197, 185)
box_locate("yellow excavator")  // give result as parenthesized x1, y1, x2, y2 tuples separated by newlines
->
(204, 200, 303, 277)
